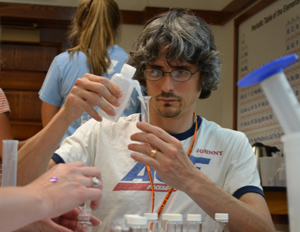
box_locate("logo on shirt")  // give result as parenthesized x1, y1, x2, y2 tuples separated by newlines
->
(113, 154, 211, 192)
(196, 149, 223, 156)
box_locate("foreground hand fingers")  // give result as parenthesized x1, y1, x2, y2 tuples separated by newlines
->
(65, 162, 85, 168)
(79, 166, 101, 180)
(90, 215, 101, 226)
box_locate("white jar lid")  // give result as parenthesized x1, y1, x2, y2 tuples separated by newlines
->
(167, 214, 182, 222)
(144, 213, 158, 220)
(215, 213, 228, 221)
(127, 216, 147, 225)
(162, 214, 173, 221)
(187, 214, 201, 222)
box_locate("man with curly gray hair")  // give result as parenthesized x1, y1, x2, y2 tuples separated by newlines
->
(19, 10, 275, 232)
(128, 10, 221, 100)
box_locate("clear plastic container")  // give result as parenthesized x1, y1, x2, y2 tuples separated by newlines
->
(144, 213, 158, 232)
(186, 214, 202, 232)
(110, 218, 129, 232)
(139, 96, 151, 123)
(126, 215, 148, 232)
(165, 214, 183, 232)
(97, 64, 145, 122)
(281, 132, 300, 232)
(75, 206, 92, 232)
(214, 213, 229, 232)
(1, 140, 19, 187)
(160, 214, 172, 232)
(274, 162, 286, 187)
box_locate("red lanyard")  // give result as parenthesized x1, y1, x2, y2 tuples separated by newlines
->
(146, 112, 198, 218)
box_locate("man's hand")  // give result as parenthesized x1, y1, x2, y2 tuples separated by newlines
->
(61, 73, 123, 123)
(128, 121, 198, 191)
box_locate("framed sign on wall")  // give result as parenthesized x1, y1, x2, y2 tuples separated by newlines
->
(234, 0, 300, 151)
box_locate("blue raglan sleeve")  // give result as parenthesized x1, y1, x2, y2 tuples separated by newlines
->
(39, 57, 63, 106)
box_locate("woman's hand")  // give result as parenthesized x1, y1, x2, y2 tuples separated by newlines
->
(25, 162, 102, 220)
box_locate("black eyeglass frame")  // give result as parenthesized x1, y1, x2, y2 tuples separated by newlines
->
(143, 68, 200, 82)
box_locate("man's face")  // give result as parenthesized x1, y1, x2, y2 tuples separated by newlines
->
(145, 56, 202, 118)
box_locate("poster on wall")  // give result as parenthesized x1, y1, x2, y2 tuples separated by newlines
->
(237, 0, 300, 151)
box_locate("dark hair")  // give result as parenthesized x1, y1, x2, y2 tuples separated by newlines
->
(127, 10, 221, 99)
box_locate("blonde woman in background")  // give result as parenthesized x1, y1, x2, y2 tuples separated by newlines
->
(39, 0, 141, 144)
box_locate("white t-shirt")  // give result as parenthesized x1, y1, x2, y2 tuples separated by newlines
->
(53, 114, 263, 232)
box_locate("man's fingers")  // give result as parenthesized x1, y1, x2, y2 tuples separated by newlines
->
(78, 74, 122, 107)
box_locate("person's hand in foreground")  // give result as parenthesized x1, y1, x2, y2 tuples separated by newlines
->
(1, 162, 102, 232)
(15, 208, 100, 232)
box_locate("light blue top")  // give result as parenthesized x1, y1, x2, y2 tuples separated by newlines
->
(39, 45, 142, 144)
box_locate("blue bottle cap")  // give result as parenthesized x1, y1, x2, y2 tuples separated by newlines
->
(237, 53, 299, 88)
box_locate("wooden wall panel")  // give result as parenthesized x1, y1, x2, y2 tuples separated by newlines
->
(5, 91, 41, 121)
(0, 70, 46, 91)
(1, 42, 62, 141)
(11, 122, 42, 141)
(1, 43, 59, 71)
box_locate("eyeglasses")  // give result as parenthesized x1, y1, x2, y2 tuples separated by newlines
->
(143, 68, 200, 82)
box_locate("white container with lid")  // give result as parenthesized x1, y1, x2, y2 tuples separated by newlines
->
(144, 213, 158, 232)
(186, 214, 202, 232)
(160, 214, 173, 232)
(214, 213, 229, 232)
(126, 215, 148, 232)
(165, 214, 182, 232)
(97, 64, 145, 122)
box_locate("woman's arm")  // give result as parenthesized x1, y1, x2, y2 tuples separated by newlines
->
(1, 162, 102, 232)
(41, 102, 60, 127)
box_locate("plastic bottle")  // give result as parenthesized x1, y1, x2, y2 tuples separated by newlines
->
(110, 218, 129, 232)
(274, 162, 286, 187)
(126, 215, 148, 232)
(186, 214, 202, 232)
(160, 214, 172, 232)
(75, 206, 92, 232)
(97, 64, 145, 122)
(214, 213, 229, 232)
(144, 213, 158, 232)
(165, 214, 183, 232)
(2, 140, 19, 187)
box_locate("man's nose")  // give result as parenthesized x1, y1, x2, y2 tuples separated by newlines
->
(160, 74, 175, 92)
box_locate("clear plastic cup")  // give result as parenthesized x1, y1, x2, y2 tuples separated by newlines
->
(259, 157, 281, 186)
(2, 140, 19, 187)
(281, 132, 300, 232)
